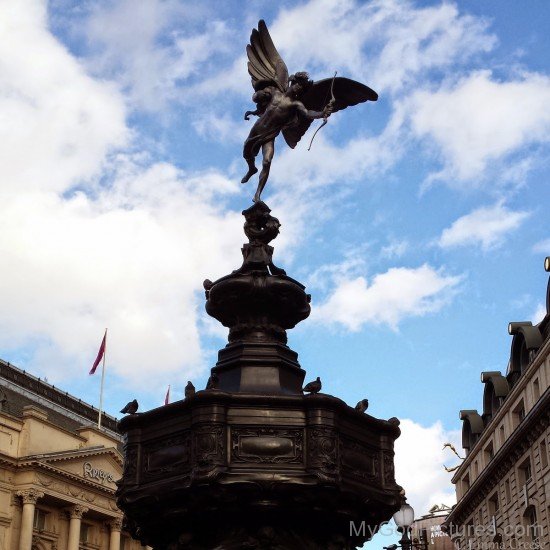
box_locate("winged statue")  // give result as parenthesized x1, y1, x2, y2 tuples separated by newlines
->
(241, 20, 378, 202)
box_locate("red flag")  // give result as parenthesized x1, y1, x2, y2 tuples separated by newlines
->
(164, 385, 170, 405)
(89, 330, 107, 375)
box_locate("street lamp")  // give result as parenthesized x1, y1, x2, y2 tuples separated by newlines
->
(384, 502, 429, 550)
(394, 503, 415, 550)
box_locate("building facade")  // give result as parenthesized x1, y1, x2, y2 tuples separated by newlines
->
(411, 505, 454, 550)
(0, 359, 148, 550)
(445, 259, 550, 548)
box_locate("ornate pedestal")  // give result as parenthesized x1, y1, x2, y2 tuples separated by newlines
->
(117, 202, 402, 549)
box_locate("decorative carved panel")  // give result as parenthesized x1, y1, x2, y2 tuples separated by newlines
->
(383, 452, 395, 484)
(123, 445, 138, 480)
(143, 433, 191, 479)
(307, 427, 339, 482)
(231, 427, 304, 465)
(190, 424, 225, 481)
(341, 437, 379, 482)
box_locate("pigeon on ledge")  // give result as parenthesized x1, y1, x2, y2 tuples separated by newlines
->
(303, 377, 321, 394)
(355, 399, 369, 413)
(120, 399, 138, 415)
(185, 381, 196, 399)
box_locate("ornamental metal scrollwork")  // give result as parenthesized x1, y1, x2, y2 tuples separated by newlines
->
(123, 445, 138, 479)
(192, 424, 225, 480)
(383, 452, 395, 484)
(307, 427, 339, 482)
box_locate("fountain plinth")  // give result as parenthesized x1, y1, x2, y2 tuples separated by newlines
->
(116, 201, 403, 549)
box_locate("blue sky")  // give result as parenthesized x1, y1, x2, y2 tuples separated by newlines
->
(1, 0, 549, 542)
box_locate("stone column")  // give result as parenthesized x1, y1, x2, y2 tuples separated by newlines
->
(66, 504, 88, 550)
(17, 489, 44, 550)
(108, 517, 123, 550)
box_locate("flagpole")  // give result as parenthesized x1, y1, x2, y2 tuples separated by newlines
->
(98, 328, 107, 429)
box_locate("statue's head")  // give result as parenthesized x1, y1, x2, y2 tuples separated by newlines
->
(288, 72, 311, 97)
(288, 71, 309, 88)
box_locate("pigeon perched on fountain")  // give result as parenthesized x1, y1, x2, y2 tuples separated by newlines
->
(355, 399, 369, 413)
(303, 377, 321, 394)
(185, 381, 196, 399)
(120, 399, 139, 415)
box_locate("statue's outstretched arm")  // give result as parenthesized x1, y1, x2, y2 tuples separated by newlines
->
(296, 102, 333, 121)
(244, 109, 261, 120)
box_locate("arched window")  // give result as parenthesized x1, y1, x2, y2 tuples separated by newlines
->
(522, 505, 539, 542)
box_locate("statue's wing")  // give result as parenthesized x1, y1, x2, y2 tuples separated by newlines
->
(282, 77, 378, 149)
(247, 20, 289, 93)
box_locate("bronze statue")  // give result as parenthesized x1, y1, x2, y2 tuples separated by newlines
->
(241, 20, 379, 202)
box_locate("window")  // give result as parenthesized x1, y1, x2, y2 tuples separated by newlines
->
(512, 400, 525, 429)
(489, 494, 499, 517)
(518, 457, 532, 486)
(533, 378, 540, 401)
(466, 518, 475, 539)
(504, 478, 511, 503)
(473, 460, 479, 477)
(541, 439, 548, 469)
(499, 425, 506, 446)
(523, 506, 539, 542)
(484, 441, 494, 464)
(462, 473, 470, 493)
(80, 523, 89, 543)
(478, 507, 483, 526)
(33, 508, 46, 531)
(419, 528, 428, 545)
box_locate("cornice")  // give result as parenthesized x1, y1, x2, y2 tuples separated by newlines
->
(24, 446, 123, 467)
(446, 386, 550, 526)
(0, 454, 17, 469)
(452, 337, 550, 482)
(17, 459, 118, 495)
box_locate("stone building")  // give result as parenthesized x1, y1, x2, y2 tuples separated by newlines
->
(411, 505, 454, 549)
(0, 359, 148, 550)
(445, 259, 550, 548)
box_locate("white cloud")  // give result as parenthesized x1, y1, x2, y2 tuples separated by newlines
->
(270, 111, 404, 195)
(192, 111, 248, 144)
(270, 0, 495, 95)
(0, 0, 248, 392)
(85, 0, 231, 110)
(191, 0, 495, 106)
(532, 239, 550, 255)
(307, 254, 367, 292)
(532, 303, 546, 324)
(381, 239, 409, 259)
(438, 202, 530, 250)
(0, 0, 128, 195)
(408, 71, 550, 184)
(312, 264, 461, 331)
(395, 419, 459, 515)
(0, 160, 243, 390)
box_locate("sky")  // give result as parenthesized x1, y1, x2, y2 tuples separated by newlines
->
(1, 0, 549, 546)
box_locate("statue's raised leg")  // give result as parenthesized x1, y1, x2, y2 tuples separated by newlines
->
(241, 158, 258, 183)
(254, 141, 274, 202)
